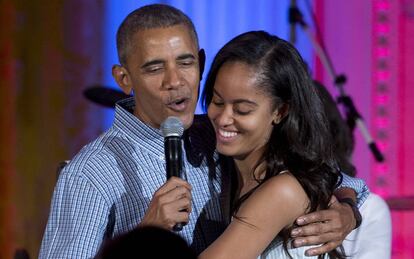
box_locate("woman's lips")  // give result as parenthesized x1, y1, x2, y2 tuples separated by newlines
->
(216, 128, 239, 143)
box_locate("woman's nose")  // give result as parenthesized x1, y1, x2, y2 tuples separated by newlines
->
(216, 106, 234, 127)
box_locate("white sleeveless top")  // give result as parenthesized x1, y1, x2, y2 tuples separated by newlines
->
(259, 237, 328, 259)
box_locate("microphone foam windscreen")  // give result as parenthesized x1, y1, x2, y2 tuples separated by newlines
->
(160, 117, 184, 138)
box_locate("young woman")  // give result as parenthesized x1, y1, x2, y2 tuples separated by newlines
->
(199, 31, 345, 259)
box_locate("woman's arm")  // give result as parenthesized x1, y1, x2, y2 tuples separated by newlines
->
(199, 173, 309, 259)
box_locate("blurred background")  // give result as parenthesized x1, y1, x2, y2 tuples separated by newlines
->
(1, 0, 413, 258)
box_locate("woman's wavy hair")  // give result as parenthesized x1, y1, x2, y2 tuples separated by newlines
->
(314, 81, 356, 177)
(201, 31, 344, 259)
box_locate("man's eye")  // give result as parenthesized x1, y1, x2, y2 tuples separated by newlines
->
(179, 60, 195, 66)
(145, 66, 163, 73)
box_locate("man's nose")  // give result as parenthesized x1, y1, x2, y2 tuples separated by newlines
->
(163, 67, 182, 89)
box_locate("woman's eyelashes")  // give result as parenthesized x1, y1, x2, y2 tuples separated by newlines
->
(211, 100, 254, 116)
(234, 108, 252, 116)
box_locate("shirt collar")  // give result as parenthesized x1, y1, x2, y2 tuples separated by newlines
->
(113, 97, 164, 156)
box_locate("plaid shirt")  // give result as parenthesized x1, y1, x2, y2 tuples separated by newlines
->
(39, 98, 230, 258)
(39, 97, 368, 259)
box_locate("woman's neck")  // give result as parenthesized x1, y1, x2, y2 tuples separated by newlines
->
(234, 149, 266, 198)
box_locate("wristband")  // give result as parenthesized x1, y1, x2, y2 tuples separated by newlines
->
(338, 197, 362, 229)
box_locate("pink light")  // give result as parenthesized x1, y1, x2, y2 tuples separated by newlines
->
(375, 24, 390, 34)
(374, 117, 390, 128)
(375, 71, 391, 81)
(375, 47, 390, 57)
(374, 1, 390, 11)
(376, 141, 388, 151)
(375, 189, 387, 196)
(374, 94, 389, 105)
(375, 163, 389, 173)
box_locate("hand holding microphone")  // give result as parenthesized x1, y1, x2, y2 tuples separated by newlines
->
(140, 177, 192, 231)
(139, 117, 191, 231)
(161, 116, 189, 231)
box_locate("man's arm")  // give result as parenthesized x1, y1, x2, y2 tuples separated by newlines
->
(39, 173, 110, 259)
(290, 173, 369, 256)
(338, 173, 370, 208)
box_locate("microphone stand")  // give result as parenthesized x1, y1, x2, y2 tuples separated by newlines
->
(289, 5, 384, 162)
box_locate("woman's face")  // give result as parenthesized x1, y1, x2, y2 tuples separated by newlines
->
(208, 61, 282, 161)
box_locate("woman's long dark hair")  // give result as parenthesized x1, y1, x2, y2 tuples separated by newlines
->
(201, 31, 344, 259)
(314, 81, 356, 177)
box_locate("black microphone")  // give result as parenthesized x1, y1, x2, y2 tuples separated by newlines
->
(83, 85, 131, 108)
(160, 116, 185, 231)
(288, 0, 297, 44)
(289, 0, 307, 43)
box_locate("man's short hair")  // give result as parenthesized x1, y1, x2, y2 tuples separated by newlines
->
(116, 4, 199, 66)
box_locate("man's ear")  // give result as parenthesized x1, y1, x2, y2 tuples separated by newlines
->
(273, 104, 289, 125)
(112, 65, 132, 94)
(198, 49, 206, 81)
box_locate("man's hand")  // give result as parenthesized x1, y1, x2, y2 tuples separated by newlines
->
(139, 177, 192, 230)
(290, 196, 356, 256)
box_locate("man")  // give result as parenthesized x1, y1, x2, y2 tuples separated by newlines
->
(39, 4, 368, 258)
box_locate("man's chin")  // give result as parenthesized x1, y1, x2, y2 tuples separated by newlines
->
(180, 114, 194, 130)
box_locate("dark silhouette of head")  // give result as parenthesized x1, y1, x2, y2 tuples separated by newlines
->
(95, 226, 196, 259)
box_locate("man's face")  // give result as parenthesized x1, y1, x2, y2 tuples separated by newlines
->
(118, 25, 200, 130)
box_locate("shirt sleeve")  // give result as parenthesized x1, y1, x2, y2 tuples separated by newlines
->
(338, 173, 370, 208)
(39, 171, 110, 259)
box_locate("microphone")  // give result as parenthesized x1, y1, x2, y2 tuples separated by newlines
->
(288, 0, 307, 44)
(160, 116, 185, 231)
(288, 0, 297, 44)
(83, 85, 131, 108)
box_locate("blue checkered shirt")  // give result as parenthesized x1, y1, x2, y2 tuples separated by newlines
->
(39, 97, 368, 259)
(39, 98, 230, 258)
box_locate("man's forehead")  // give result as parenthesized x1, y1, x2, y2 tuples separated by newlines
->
(133, 25, 196, 48)
(128, 26, 198, 65)
(146, 34, 188, 50)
